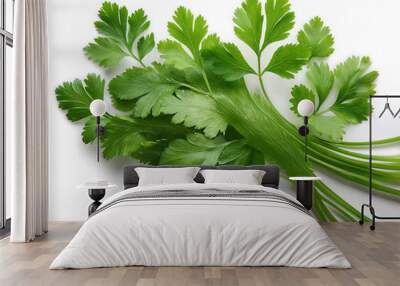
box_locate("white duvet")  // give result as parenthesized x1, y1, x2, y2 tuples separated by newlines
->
(50, 183, 350, 269)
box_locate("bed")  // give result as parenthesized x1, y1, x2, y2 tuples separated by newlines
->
(50, 165, 350, 269)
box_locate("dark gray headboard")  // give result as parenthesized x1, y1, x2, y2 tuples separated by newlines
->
(123, 165, 280, 189)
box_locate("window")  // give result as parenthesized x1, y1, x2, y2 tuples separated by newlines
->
(0, 0, 14, 234)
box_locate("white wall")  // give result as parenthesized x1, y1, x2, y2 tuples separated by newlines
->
(48, 0, 400, 221)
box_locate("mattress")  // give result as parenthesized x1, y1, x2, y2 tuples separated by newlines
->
(50, 183, 350, 269)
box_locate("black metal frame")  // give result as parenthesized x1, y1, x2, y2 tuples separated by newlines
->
(0, 0, 14, 232)
(359, 95, 400, 230)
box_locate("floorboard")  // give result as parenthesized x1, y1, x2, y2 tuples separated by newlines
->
(0, 222, 398, 286)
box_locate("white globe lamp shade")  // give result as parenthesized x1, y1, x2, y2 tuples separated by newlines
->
(297, 99, 315, 117)
(90, 99, 106, 117)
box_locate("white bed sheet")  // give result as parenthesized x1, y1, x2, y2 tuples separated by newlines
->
(50, 183, 350, 269)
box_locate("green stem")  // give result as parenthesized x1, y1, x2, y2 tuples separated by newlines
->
(314, 191, 337, 222)
(310, 154, 400, 196)
(310, 142, 400, 176)
(201, 70, 213, 94)
(310, 146, 400, 184)
(315, 181, 364, 221)
(120, 34, 147, 68)
(103, 112, 113, 120)
(320, 195, 356, 222)
(177, 82, 209, 95)
(314, 138, 400, 163)
(253, 54, 305, 148)
(130, 52, 146, 68)
(120, 39, 147, 68)
(256, 53, 272, 104)
(321, 136, 400, 148)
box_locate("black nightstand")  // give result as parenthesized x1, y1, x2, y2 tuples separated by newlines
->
(289, 177, 320, 210)
(78, 183, 117, 216)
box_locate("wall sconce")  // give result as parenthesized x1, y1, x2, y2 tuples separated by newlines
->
(297, 99, 315, 162)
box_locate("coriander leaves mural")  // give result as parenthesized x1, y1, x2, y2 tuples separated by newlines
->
(56, 0, 400, 221)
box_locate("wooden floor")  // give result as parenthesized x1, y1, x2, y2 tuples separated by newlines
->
(0, 222, 399, 286)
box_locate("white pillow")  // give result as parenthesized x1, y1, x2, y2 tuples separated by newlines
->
(135, 167, 200, 186)
(200, 169, 266, 185)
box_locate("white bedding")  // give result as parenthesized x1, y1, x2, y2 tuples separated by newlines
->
(50, 183, 350, 269)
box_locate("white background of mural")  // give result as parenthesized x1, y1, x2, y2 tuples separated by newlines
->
(47, 0, 400, 221)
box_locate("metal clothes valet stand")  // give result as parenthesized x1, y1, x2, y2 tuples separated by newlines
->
(359, 95, 400, 230)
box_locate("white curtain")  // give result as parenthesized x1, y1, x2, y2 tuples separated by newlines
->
(8, 0, 48, 242)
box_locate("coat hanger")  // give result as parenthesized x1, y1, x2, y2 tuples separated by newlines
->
(394, 106, 400, 118)
(379, 97, 395, 118)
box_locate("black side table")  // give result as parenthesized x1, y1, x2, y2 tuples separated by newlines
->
(289, 177, 320, 210)
(78, 183, 117, 216)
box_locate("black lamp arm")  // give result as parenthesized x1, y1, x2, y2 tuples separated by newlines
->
(298, 116, 309, 136)
(96, 116, 106, 136)
(96, 116, 106, 162)
(298, 116, 309, 162)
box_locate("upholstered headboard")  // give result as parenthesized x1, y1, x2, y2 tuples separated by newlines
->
(123, 165, 280, 189)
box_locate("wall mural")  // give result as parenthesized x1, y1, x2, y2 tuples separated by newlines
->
(55, 0, 399, 221)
